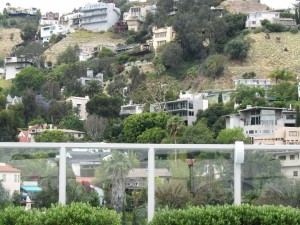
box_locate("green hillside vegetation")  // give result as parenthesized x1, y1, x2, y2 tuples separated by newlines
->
(44, 30, 125, 63)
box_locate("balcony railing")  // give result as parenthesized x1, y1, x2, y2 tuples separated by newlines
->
(0, 142, 299, 222)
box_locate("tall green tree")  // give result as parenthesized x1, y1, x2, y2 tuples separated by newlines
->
(86, 95, 123, 118)
(83, 80, 103, 98)
(268, 69, 296, 84)
(216, 128, 251, 144)
(166, 116, 185, 144)
(0, 181, 11, 209)
(58, 114, 84, 131)
(0, 109, 21, 142)
(296, 106, 300, 127)
(102, 151, 131, 213)
(13, 66, 46, 93)
(20, 23, 37, 43)
(123, 112, 170, 143)
(56, 45, 80, 65)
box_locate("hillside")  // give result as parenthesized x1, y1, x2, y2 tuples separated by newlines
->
(44, 30, 125, 63)
(0, 28, 22, 58)
(190, 32, 300, 91)
(221, 0, 268, 13)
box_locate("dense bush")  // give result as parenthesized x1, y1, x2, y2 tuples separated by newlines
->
(261, 19, 286, 32)
(200, 54, 227, 78)
(224, 37, 249, 60)
(290, 26, 299, 34)
(149, 204, 300, 225)
(0, 203, 121, 225)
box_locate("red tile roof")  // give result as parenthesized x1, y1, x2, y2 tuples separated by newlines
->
(0, 163, 21, 172)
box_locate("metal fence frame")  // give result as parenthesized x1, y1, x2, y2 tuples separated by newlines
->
(1, 142, 298, 221)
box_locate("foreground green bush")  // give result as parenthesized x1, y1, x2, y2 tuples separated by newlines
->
(149, 204, 300, 225)
(0, 203, 121, 225)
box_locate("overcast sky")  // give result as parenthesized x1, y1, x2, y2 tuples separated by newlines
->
(0, 0, 298, 15)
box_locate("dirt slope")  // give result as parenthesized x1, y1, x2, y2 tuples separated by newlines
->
(0, 28, 22, 58)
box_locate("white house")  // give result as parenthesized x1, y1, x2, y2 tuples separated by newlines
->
(0, 163, 21, 196)
(234, 79, 272, 89)
(80, 2, 120, 32)
(78, 69, 103, 85)
(120, 101, 144, 116)
(66, 96, 90, 120)
(40, 24, 68, 43)
(150, 91, 208, 126)
(4, 56, 33, 80)
(246, 11, 280, 28)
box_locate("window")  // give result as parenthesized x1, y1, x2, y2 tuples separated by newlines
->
(294, 171, 298, 177)
(286, 114, 295, 120)
(278, 156, 286, 160)
(155, 32, 167, 38)
(249, 130, 254, 134)
(157, 41, 166, 46)
(189, 111, 194, 116)
(14, 174, 19, 182)
(188, 102, 193, 109)
(289, 131, 297, 136)
(2, 174, 6, 182)
(290, 155, 295, 160)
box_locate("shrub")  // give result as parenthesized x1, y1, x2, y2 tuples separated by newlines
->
(149, 205, 300, 225)
(224, 37, 249, 60)
(0, 203, 121, 225)
(200, 54, 227, 78)
(253, 27, 263, 34)
(290, 26, 299, 34)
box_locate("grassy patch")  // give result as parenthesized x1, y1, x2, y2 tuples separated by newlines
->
(0, 79, 12, 90)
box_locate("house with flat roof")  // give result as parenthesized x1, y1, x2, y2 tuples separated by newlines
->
(4, 57, 33, 80)
(66, 96, 90, 120)
(80, 2, 120, 32)
(152, 26, 175, 51)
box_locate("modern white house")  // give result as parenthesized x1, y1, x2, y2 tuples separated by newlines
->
(225, 106, 297, 142)
(152, 26, 175, 51)
(80, 2, 121, 32)
(234, 79, 272, 89)
(40, 24, 69, 43)
(245, 11, 296, 28)
(4, 56, 33, 80)
(60, 11, 83, 31)
(150, 91, 208, 125)
(78, 69, 103, 85)
(120, 102, 144, 116)
(0, 163, 21, 196)
(66, 96, 90, 120)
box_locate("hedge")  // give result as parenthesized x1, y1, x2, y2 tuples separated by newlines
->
(0, 203, 121, 225)
(149, 204, 300, 225)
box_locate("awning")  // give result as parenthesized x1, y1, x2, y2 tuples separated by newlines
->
(21, 186, 42, 192)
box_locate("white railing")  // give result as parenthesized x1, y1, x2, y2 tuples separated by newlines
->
(1, 142, 299, 221)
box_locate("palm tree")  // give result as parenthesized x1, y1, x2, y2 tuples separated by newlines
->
(103, 151, 131, 213)
(166, 116, 185, 162)
(84, 80, 102, 98)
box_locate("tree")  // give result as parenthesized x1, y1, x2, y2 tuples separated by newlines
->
(267, 82, 297, 102)
(107, 75, 128, 98)
(268, 69, 296, 84)
(296, 106, 300, 127)
(83, 80, 103, 98)
(166, 116, 185, 144)
(59, 114, 84, 131)
(22, 89, 38, 124)
(224, 13, 247, 38)
(20, 23, 37, 43)
(41, 80, 61, 100)
(136, 127, 167, 144)
(216, 128, 251, 144)
(34, 130, 66, 142)
(56, 45, 80, 65)
(295, 2, 300, 24)
(47, 100, 69, 125)
(0, 109, 22, 142)
(13, 66, 46, 93)
(102, 151, 131, 213)
(84, 114, 109, 141)
(0, 94, 6, 110)
(224, 37, 249, 61)
(179, 120, 215, 144)
(0, 181, 10, 209)
(86, 95, 123, 118)
(159, 42, 183, 70)
(98, 47, 114, 58)
(123, 112, 170, 143)
(200, 54, 227, 78)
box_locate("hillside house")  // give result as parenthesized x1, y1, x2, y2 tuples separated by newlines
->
(6, 94, 22, 109)
(40, 24, 69, 43)
(80, 2, 120, 32)
(225, 106, 297, 142)
(120, 101, 144, 116)
(66, 96, 90, 120)
(60, 11, 83, 30)
(152, 26, 175, 51)
(246, 11, 296, 28)
(6, 4, 37, 17)
(40, 12, 60, 25)
(78, 69, 103, 85)
(4, 56, 33, 80)
(150, 91, 208, 125)
(234, 79, 272, 89)
(0, 163, 21, 196)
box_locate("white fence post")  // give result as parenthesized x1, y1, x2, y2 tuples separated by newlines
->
(148, 147, 155, 222)
(234, 141, 244, 205)
(59, 146, 66, 204)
